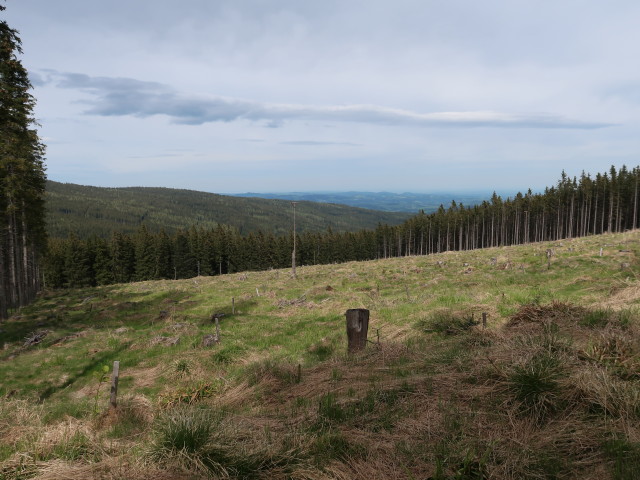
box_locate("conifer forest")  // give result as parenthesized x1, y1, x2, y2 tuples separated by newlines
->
(44, 165, 639, 289)
(0, 6, 48, 319)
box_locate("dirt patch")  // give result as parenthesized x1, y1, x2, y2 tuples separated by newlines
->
(116, 365, 164, 390)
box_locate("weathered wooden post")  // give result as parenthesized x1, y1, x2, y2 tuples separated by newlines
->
(482, 312, 487, 330)
(232, 297, 235, 315)
(110, 360, 120, 410)
(346, 309, 369, 353)
(211, 313, 224, 342)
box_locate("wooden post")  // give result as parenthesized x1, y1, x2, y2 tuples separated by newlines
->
(232, 297, 235, 315)
(482, 312, 487, 330)
(215, 317, 220, 342)
(346, 309, 369, 353)
(291, 201, 298, 278)
(110, 361, 119, 410)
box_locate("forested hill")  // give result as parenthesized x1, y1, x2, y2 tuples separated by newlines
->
(45, 181, 410, 239)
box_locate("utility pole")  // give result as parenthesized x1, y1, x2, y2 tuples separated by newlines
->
(291, 201, 298, 278)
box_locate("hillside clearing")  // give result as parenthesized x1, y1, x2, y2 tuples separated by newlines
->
(1, 231, 639, 479)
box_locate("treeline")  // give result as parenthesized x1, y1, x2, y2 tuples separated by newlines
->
(1, 7, 48, 318)
(44, 165, 639, 289)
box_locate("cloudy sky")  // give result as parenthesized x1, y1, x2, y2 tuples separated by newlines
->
(5, 0, 640, 194)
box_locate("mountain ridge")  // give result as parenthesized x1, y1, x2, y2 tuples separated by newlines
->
(45, 180, 411, 239)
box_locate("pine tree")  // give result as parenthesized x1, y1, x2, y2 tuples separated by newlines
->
(134, 225, 156, 281)
(155, 229, 173, 279)
(0, 3, 47, 318)
(63, 234, 92, 288)
(111, 232, 135, 283)
(92, 236, 114, 286)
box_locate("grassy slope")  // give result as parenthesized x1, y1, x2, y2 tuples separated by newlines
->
(45, 181, 410, 238)
(1, 231, 639, 479)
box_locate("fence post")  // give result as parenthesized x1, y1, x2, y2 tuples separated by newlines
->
(110, 361, 120, 410)
(482, 312, 487, 330)
(346, 309, 369, 353)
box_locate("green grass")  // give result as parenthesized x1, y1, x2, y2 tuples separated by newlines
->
(0, 230, 639, 479)
(507, 352, 564, 421)
(602, 438, 640, 480)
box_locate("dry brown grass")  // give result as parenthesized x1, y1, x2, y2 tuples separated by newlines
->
(3, 231, 640, 479)
(5, 307, 639, 479)
(31, 457, 197, 480)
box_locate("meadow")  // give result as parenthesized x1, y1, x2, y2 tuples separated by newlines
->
(1, 230, 639, 479)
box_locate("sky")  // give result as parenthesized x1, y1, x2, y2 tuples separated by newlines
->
(4, 0, 640, 194)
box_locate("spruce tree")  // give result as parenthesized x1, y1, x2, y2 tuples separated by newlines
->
(0, 3, 47, 318)
(134, 225, 156, 281)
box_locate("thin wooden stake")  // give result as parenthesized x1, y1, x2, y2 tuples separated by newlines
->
(297, 363, 302, 383)
(110, 361, 120, 410)
(232, 297, 235, 315)
(482, 312, 487, 330)
(215, 317, 220, 342)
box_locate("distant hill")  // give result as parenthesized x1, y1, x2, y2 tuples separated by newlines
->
(45, 181, 410, 239)
(232, 191, 493, 212)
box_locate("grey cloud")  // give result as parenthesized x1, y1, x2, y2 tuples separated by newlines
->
(54, 72, 613, 130)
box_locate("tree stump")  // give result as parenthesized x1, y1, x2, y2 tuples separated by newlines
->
(346, 309, 369, 353)
(202, 334, 218, 347)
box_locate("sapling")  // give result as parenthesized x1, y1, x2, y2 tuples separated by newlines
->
(93, 364, 110, 414)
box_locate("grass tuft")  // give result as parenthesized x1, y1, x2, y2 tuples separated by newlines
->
(507, 352, 564, 422)
(149, 406, 216, 459)
(418, 310, 479, 335)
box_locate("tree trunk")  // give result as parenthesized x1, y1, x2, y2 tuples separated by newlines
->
(346, 309, 369, 353)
